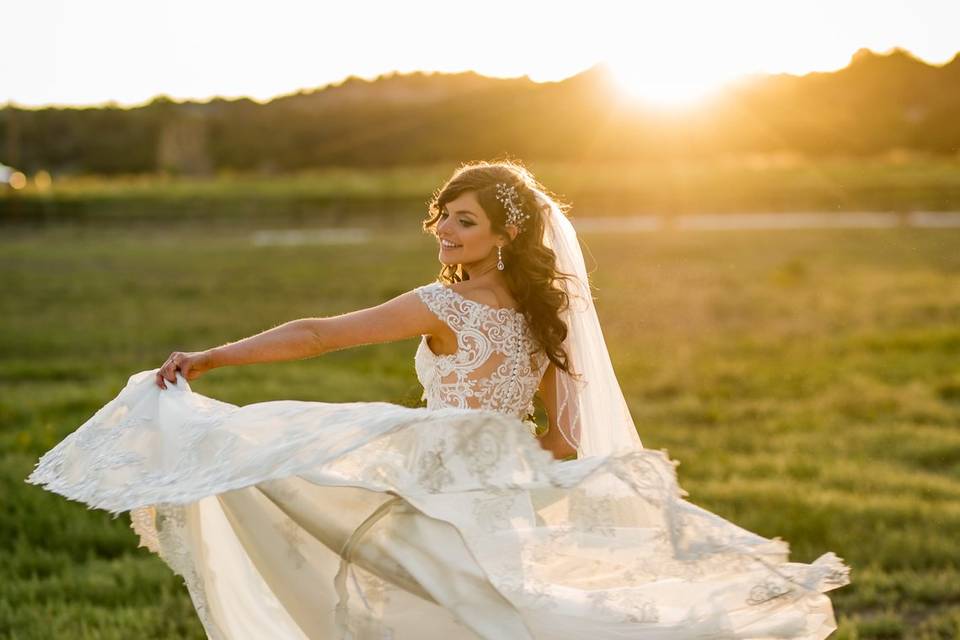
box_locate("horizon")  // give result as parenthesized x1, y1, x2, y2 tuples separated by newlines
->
(5, 0, 960, 110)
(5, 46, 959, 113)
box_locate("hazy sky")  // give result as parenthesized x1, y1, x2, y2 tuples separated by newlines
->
(4, 0, 958, 108)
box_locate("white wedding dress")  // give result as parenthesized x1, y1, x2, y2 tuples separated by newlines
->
(27, 281, 851, 639)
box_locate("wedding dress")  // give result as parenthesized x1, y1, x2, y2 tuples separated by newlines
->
(26, 280, 850, 639)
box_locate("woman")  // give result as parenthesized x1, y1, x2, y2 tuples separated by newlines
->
(27, 160, 850, 639)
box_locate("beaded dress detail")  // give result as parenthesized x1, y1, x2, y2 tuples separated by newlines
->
(414, 282, 549, 420)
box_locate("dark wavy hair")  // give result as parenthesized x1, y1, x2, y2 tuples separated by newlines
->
(422, 159, 578, 376)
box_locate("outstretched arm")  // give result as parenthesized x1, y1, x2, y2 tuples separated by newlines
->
(156, 289, 446, 388)
(208, 289, 446, 368)
(535, 361, 578, 461)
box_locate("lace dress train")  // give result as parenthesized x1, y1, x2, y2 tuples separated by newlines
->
(26, 282, 851, 639)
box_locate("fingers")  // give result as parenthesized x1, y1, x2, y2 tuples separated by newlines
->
(166, 353, 181, 384)
(156, 366, 177, 389)
(155, 352, 183, 389)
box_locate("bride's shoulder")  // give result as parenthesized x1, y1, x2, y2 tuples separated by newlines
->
(447, 281, 491, 301)
(414, 281, 521, 316)
(415, 281, 493, 305)
(446, 282, 518, 312)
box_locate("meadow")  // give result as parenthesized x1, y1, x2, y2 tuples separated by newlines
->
(2, 210, 959, 638)
(5, 154, 960, 225)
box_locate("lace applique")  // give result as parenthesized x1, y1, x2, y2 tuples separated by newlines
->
(746, 577, 795, 606)
(416, 445, 456, 493)
(32, 368, 850, 636)
(413, 282, 549, 419)
(131, 504, 226, 640)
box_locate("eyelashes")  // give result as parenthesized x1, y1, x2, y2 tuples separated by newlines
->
(439, 212, 474, 227)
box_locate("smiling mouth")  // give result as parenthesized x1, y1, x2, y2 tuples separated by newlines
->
(440, 242, 462, 249)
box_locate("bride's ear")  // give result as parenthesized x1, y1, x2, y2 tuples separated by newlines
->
(504, 225, 519, 243)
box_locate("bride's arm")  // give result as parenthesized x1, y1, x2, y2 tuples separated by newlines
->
(535, 362, 578, 461)
(206, 290, 446, 369)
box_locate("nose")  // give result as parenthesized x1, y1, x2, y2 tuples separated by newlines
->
(437, 214, 453, 237)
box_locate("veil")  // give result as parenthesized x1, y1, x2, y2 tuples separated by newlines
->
(531, 187, 643, 458)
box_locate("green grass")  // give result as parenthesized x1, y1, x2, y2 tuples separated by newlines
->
(2, 219, 960, 638)
(4, 154, 960, 223)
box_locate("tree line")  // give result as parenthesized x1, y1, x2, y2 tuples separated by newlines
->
(2, 47, 959, 176)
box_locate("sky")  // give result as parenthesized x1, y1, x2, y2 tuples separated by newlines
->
(3, 0, 959, 108)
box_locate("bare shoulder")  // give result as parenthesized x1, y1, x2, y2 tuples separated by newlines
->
(448, 281, 518, 311)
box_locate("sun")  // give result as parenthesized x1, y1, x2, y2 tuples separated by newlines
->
(604, 57, 742, 110)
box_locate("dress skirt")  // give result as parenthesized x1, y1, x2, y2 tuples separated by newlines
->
(27, 370, 851, 639)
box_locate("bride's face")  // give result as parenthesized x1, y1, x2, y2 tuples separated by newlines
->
(435, 191, 504, 269)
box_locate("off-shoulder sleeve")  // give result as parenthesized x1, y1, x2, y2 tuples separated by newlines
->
(414, 282, 469, 333)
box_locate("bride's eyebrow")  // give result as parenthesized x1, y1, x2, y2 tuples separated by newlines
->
(445, 207, 476, 217)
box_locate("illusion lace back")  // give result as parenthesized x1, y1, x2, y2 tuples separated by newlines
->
(414, 282, 550, 419)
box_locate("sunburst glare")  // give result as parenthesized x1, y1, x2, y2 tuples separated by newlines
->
(603, 56, 747, 109)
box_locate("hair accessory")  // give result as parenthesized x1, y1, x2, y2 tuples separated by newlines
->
(495, 183, 530, 232)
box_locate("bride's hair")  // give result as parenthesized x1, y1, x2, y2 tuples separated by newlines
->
(422, 159, 576, 375)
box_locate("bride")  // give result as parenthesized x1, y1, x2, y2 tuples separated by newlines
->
(27, 160, 850, 639)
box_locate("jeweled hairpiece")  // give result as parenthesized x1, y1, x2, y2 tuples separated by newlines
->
(495, 182, 531, 233)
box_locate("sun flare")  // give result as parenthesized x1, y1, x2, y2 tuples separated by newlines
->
(603, 57, 744, 109)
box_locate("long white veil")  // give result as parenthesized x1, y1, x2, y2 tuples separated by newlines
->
(531, 187, 643, 458)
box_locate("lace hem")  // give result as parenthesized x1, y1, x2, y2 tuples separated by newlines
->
(27, 368, 851, 636)
(129, 504, 226, 639)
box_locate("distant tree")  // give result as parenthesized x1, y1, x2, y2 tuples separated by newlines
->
(1, 48, 958, 174)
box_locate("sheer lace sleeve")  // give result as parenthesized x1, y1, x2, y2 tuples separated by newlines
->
(413, 282, 469, 334)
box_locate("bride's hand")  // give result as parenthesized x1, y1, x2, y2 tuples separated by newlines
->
(155, 350, 213, 389)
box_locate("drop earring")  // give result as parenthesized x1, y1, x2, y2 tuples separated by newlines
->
(497, 245, 504, 271)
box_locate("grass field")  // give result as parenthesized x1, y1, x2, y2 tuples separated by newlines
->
(2, 217, 960, 638)
(4, 155, 960, 224)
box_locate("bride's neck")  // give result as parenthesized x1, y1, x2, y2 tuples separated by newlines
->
(461, 256, 500, 282)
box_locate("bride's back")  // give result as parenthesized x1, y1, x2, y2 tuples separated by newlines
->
(413, 282, 549, 419)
